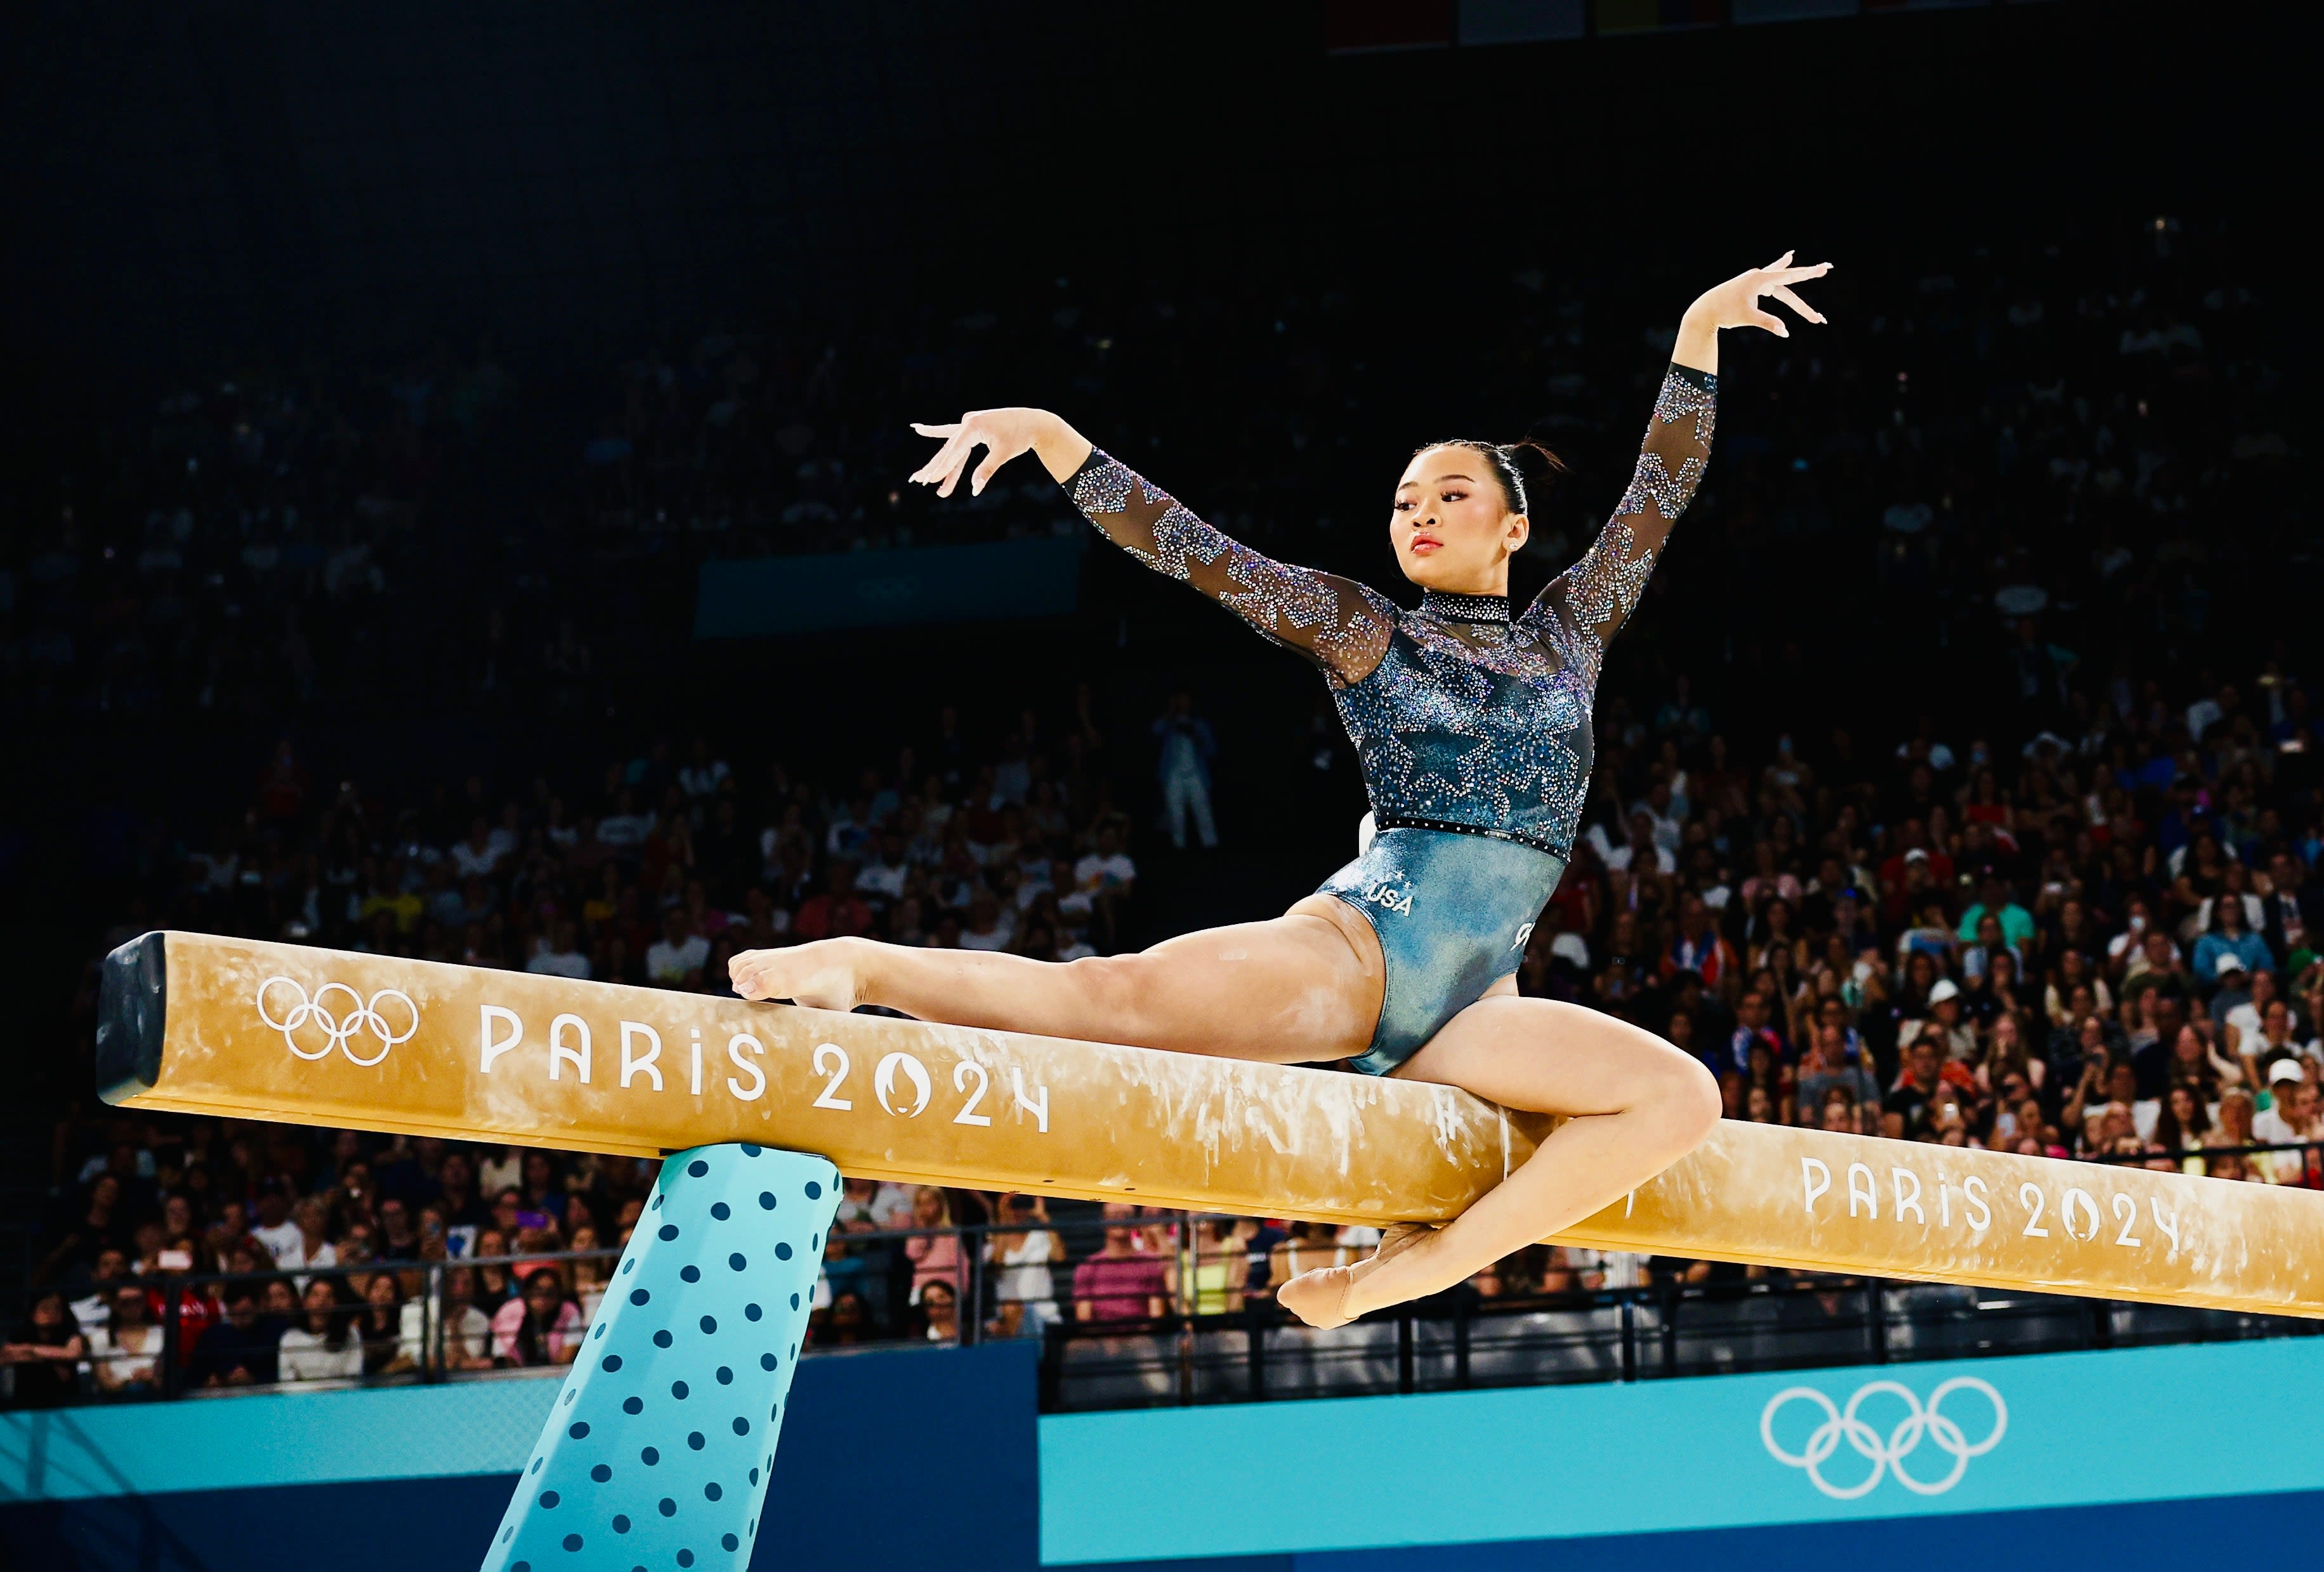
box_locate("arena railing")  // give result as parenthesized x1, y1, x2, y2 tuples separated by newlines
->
(7, 1146, 2321, 1413)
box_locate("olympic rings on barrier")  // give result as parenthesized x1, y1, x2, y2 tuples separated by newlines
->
(1759, 1377, 2007, 1498)
(254, 976, 420, 1067)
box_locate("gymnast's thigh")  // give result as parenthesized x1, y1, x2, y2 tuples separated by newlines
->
(1388, 989, 1707, 1117)
(1093, 895, 1386, 1064)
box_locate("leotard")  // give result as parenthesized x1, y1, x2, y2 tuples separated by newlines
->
(1061, 362, 1716, 1071)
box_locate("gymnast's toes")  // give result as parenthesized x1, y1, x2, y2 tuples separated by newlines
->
(1277, 1265, 1358, 1330)
(730, 940, 865, 1010)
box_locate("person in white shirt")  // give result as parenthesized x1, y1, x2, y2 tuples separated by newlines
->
(449, 817, 506, 879)
(273, 1198, 339, 1280)
(1628, 782, 1683, 854)
(2222, 970, 2276, 1055)
(594, 790, 653, 849)
(395, 1267, 494, 1372)
(866, 1182, 919, 1232)
(69, 1250, 133, 1337)
(1072, 835, 1137, 902)
(855, 829, 910, 902)
(2252, 1064, 2321, 1147)
(279, 1278, 364, 1382)
(2106, 897, 2163, 973)
(985, 1193, 1067, 1337)
(645, 910, 710, 983)
(958, 892, 1014, 952)
(248, 1189, 301, 1268)
(526, 918, 592, 981)
(1600, 810, 1677, 875)
(477, 1147, 523, 1198)
(678, 739, 730, 801)
(88, 1286, 164, 1394)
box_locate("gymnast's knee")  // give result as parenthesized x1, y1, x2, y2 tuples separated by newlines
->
(1664, 1056, 1723, 1145)
(1060, 951, 1157, 1021)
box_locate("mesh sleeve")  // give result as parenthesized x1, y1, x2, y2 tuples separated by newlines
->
(1534, 363, 1716, 658)
(1065, 449, 1396, 687)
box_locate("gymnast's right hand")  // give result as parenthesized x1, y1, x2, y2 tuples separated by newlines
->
(729, 939, 867, 1012)
(909, 407, 1093, 495)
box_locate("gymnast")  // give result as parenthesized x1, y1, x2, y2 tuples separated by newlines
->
(732, 255, 1832, 1327)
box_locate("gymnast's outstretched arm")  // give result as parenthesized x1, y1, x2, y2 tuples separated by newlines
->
(909, 407, 1396, 686)
(1532, 254, 1831, 656)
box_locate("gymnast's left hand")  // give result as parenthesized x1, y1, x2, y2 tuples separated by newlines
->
(1686, 251, 1832, 338)
(909, 407, 1094, 495)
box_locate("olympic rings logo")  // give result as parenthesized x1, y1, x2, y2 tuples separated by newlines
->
(254, 976, 419, 1067)
(1760, 1378, 2007, 1499)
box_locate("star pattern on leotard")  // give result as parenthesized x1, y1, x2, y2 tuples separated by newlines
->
(1613, 453, 1702, 525)
(1334, 610, 1598, 853)
(1651, 364, 1717, 448)
(1071, 452, 1396, 683)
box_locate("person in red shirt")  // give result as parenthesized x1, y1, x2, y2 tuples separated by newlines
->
(1070, 1207, 1171, 1324)
(1662, 894, 1738, 991)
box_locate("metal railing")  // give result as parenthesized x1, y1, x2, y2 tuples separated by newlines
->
(1, 1249, 626, 1406)
(8, 1145, 2321, 1414)
(1035, 1275, 2323, 1411)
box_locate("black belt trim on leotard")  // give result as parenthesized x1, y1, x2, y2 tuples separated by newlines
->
(1370, 814, 1570, 861)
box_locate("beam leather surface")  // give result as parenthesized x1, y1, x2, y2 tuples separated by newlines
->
(100, 932, 2324, 1318)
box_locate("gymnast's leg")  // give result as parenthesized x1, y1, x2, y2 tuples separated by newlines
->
(728, 895, 1386, 1066)
(1278, 989, 1721, 1325)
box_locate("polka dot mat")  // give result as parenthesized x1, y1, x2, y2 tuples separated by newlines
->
(480, 1144, 839, 1571)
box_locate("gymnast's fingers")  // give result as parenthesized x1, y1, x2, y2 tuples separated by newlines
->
(909, 421, 961, 437)
(934, 446, 979, 498)
(1770, 283, 1827, 324)
(910, 432, 973, 487)
(1771, 261, 1833, 285)
(1761, 249, 1794, 274)
(969, 446, 1010, 496)
(1749, 308, 1790, 338)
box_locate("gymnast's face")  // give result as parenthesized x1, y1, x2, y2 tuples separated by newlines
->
(1391, 447, 1528, 593)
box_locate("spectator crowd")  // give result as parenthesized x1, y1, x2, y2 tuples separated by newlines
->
(8, 209, 2321, 1404)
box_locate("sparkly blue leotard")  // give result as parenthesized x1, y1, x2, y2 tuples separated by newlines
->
(1063, 363, 1717, 1071)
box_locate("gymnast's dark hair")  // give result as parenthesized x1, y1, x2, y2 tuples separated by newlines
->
(1411, 436, 1567, 517)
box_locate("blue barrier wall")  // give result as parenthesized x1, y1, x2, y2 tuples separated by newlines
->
(8, 1335, 2318, 1571)
(693, 536, 1085, 637)
(1040, 1338, 2324, 1568)
(0, 1340, 1039, 1572)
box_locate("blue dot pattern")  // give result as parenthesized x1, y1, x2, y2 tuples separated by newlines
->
(478, 1145, 839, 1572)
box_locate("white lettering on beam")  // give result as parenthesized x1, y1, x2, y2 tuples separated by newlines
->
(1801, 1157, 1832, 1216)
(726, 1034, 766, 1102)
(619, 1023, 663, 1091)
(480, 1006, 523, 1073)
(1847, 1162, 1878, 1220)
(1892, 1168, 1924, 1225)
(549, 1014, 591, 1083)
(2150, 1199, 2181, 1251)
(1963, 1175, 1992, 1232)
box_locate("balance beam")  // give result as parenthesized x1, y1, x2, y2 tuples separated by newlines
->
(100, 930, 2324, 1318)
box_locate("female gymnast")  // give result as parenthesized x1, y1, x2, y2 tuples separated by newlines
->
(732, 254, 1831, 1327)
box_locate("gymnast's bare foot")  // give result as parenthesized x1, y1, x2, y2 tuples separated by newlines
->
(1277, 1221, 1439, 1329)
(730, 939, 870, 1010)
(1276, 1264, 1358, 1330)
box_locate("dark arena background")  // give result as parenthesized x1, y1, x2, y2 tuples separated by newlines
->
(1, 3, 2317, 1570)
